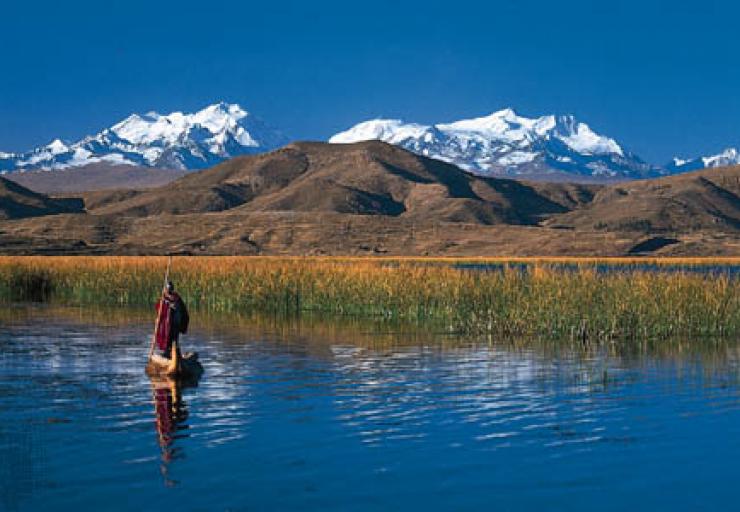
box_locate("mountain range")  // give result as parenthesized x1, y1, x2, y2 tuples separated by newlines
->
(666, 147, 740, 174)
(0, 103, 289, 172)
(331, 111, 740, 180)
(330, 110, 658, 180)
(1, 140, 738, 256)
(0, 102, 738, 181)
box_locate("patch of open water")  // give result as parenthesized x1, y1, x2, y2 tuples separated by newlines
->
(1, 305, 739, 511)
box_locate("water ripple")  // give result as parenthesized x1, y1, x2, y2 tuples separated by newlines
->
(1, 307, 740, 511)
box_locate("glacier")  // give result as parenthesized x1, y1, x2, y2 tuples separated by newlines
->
(330, 109, 659, 179)
(0, 102, 289, 172)
(666, 147, 740, 174)
(2, 103, 738, 180)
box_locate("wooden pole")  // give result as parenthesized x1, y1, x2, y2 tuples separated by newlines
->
(148, 255, 173, 360)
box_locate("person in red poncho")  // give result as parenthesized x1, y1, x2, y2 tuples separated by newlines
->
(155, 281, 190, 359)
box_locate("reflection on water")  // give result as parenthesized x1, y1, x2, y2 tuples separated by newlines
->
(0, 421, 46, 512)
(150, 376, 194, 487)
(1, 305, 740, 511)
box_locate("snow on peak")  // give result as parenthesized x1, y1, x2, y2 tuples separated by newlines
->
(554, 118, 623, 156)
(668, 147, 740, 173)
(47, 139, 69, 154)
(337, 111, 623, 156)
(110, 102, 255, 147)
(438, 109, 535, 137)
(329, 119, 433, 145)
(329, 109, 640, 178)
(702, 147, 740, 168)
(1, 102, 289, 172)
(193, 102, 249, 133)
(198, 101, 248, 120)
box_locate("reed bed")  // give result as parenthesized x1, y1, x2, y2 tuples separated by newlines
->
(0, 256, 737, 342)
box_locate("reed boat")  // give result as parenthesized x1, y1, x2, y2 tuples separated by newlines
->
(146, 256, 203, 380)
(146, 341, 204, 379)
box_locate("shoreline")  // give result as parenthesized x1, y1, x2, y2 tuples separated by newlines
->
(0, 256, 737, 342)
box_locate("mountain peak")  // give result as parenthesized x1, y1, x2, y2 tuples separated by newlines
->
(47, 139, 69, 154)
(716, 147, 739, 158)
(668, 146, 740, 173)
(552, 118, 623, 157)
(1, 102, 289, 172)
(200, 101, 246, 116)
(703, 147, 740, 167)
(439, 109, 525, 133)
(490, 107, 518, 120)
(331, 109, 637, 178)
(329, 119, 432, 145)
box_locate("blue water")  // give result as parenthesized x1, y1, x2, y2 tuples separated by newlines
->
(2, 307, 740, 511)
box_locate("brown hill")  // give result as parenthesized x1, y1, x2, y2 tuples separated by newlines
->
(544, 165, 740, 233)
(0, 176, 83, 220)
(83, 141, 597, 225)
(0, 142, 738, 256)
(5, 163, 185, 194)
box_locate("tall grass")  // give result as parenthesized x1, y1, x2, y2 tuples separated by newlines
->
(0, 256, 737, 341)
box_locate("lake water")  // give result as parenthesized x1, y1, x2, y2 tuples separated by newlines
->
(2, 306, 740, 511)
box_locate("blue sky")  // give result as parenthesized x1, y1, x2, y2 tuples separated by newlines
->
(1, 0, 738, 162)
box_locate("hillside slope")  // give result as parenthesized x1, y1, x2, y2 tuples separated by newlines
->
(5, 163, 185, 193)
(83, 141, 598, 225)
(544, 165, 740, 233)
(0, 177, 84, 220)
(0, 143, 737, 256)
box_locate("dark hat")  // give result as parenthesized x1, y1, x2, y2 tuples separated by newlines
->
(166, 281, 175, 293)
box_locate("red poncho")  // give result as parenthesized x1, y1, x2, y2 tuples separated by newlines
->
(154, 292, 188, 351)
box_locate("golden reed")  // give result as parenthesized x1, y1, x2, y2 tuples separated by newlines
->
(0, 256, 737, 341)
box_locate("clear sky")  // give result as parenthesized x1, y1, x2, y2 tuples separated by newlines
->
(1, 0, 738, 163)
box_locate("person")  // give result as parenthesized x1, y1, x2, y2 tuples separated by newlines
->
(155, 281, 190, 359)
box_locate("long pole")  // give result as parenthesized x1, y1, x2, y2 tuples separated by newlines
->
(148, 255, 173, 359)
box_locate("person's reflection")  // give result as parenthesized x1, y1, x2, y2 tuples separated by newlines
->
(150, 377, 191, 487)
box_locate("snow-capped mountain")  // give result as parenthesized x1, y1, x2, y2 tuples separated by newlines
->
(3, 104, 738, 180)
(666, 147, 740, 174)
(330, 109, 661, 179)
(0, 102, 289, 172)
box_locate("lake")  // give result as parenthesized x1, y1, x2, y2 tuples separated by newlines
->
(1, 305, 740, 511)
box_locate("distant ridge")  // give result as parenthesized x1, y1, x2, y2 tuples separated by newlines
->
(330, 110, 660, 179)
(81, 140, 596, 223)
(543, 165, 740, 233)
(0, 102, 289, 172)
(1, 103, 738, 183)
(667, 147, 740, 174)
(5, 163, 186, 194)
(0, 141, 737, 256)
(0, 176, 83, 219)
